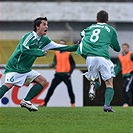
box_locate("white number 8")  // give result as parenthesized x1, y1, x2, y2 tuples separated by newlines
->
(90, 29, 101, 42)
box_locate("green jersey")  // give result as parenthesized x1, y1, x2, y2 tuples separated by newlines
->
(5, 31, 78, 74)
(76, 23, 120, 59)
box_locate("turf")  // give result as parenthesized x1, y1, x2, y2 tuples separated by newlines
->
(0, 107, 132, 133)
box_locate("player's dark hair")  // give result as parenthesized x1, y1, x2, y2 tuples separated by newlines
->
(122, 43, 129, 48)
(33, 17, 47, 31)
(59, 39, 67, 45)
(97, 10, 108, 23)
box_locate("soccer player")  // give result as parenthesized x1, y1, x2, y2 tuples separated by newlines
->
(115, 43, 133, 107)
(76, 10, 120, 112)
(39, 39, 75, 107)
(0, 17, 78, 111)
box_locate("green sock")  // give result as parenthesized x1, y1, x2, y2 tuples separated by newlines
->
(24, 83, 43, 101)
(0, 85, 9, 98)
(104, 87, 114, 106)
(95, 81, 100, 90)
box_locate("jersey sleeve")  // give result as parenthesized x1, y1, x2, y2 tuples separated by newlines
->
(80, 30, 85, 38)
(20, 34, 45, 57)
(42, 41, 78, 52)
(114, 59, 122, 76)
(130, 53, 133, 61)
(110, 29, 121, 52)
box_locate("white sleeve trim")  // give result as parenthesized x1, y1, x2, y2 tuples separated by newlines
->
(22, 33, 34, 50)
(42, 41, 67, 50)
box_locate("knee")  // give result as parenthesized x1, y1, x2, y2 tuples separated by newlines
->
(5, 83, 14, 89)
(106, 83, 113, 88)
(39, 79, 48, 87)
(105, 79, 113, 88)
(35, 76, 48, 87)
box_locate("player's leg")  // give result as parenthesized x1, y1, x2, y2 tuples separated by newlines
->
(99, 58, 115, 112)
(41, 74, 63, 106)
(0, 72, 38, 111)
(89, 78, 101, 100)
(20, 74, 46, 111)
(23, 71, 47, 101)
(0, 83, 13, 98)
(20, 70, 47, 111)
(63, 75, 75, 107)
(104, 78, 115, 112)
(83, 72, 101, 90)
(0, 72, 24, 98)
(85, 56, 101, 100)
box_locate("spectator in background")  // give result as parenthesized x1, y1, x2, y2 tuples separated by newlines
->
(39, 40, 76, 107)
(115, 43, 133, 107)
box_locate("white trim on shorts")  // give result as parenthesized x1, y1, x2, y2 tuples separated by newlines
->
(86, 56, 115, 81)
(5, 70, 40, 87)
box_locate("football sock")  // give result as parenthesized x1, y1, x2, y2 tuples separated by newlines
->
(0, 85, 9, 98)
(24, 83, 43, 101)
(104, 87, 114, 106)
(95, 81, 100, 90)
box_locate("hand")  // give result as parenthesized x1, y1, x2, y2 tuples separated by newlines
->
(76, 40, 81, 45)
(44, 50, 48, 55)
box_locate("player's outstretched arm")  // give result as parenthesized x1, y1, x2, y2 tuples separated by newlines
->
(42, 41, 78, 52)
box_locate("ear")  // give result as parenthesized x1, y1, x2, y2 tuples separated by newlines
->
(36, 25, 39, 30)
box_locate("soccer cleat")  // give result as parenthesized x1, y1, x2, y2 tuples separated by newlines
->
(39, 101, 46, 107)
(103, 105, 115, 112)
(83, 72, 89, 80)
(71, 103, 75, 107)
(89, 83, 96, 100)
(20, 99, 38, 112)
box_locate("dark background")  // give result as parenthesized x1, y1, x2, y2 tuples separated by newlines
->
(82, 70, 133, 106)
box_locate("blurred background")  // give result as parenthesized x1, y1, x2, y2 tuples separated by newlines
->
(0, 0, 132, 106)
(0, 0, 132, 64)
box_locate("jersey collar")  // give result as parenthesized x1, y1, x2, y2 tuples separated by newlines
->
(33, 31, 41, 41)
(97, 23, 106, 25)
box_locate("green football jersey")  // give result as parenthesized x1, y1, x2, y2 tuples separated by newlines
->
(76, 23, 120, 59)
(5, 31, 78, 74)
(5, 31, 51, 74)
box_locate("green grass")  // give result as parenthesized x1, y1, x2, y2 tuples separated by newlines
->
(0, 107, 132, 133)
(0, 40, 85, 64)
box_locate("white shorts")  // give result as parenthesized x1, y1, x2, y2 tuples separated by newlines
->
(86, 56, 115, 81)
(5, 70, 40, 87)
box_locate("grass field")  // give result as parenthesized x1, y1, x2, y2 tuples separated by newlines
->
(0, 107, 132, 133)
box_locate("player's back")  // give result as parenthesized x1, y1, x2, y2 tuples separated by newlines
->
(79, 23, 118, 59)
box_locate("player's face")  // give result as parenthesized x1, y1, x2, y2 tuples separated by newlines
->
(59, 41, 66, 45)
(36, 20, 48, 36)
(122, 45, 129, 53)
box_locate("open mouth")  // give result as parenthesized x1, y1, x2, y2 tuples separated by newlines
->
(44, 30, 47, 32)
